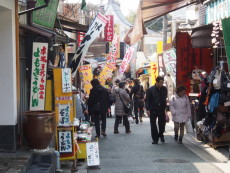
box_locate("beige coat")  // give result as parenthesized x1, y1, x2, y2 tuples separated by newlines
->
(115, 88, 131, 116)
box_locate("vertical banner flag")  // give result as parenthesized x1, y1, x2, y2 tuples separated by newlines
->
(150, 62, 159, 86)
(98, 35, 119, 85)
(104, 15, 114, 41)
(222, 17, 230, 70)
(70, 13, 108, 78)
(79, 65, 93, 95)
(77, 32, 86, 47)
(30, 42, 48, 110)
(163, 48, 177, 86)
(119, 47, 135, 74)
(158, 54, 167, 78)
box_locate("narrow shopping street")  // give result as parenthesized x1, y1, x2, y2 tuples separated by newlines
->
(84, 117, 228, 173)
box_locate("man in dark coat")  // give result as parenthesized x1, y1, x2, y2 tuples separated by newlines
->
(145, 76, 168, 144)
(88, 79, 110, 138)
(130, 79, 145, 124)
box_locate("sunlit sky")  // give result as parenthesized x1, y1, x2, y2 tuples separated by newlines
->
(64, 0, 140, 16)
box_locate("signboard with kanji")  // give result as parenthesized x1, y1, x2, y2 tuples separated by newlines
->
(32, 0, 59, 29)
(77, 32, 86, 47)
(58, 129, 73, 154)
(30, 42, 48, 110)
(150, 62, 159, 86)
(86, 142, 100, 166)
(104, 15, 114, 41)
(119, 47, 135, 74)
(62, 68, 72, 93)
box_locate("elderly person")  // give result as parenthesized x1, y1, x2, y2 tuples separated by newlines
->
(114, 82, 131, 134)
(169, 85, 191, 144)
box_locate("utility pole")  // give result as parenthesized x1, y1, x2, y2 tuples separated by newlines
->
(163, 15, 168, 47)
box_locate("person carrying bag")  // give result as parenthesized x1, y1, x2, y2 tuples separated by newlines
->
(114, 82, 131, 134)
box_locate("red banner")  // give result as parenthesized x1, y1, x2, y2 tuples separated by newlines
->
(77, 32, 85, 47)
(104, 15, 114, 41)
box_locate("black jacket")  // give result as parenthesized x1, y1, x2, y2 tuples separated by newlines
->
(145, 85, 167, 113)
(88, 85, 110, 114)
(130, 84, 145, 100)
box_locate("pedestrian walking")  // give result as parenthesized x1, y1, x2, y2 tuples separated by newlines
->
(114, 82, 131, 134)
(169, 85, 191, 144)
(130, 79, 145, 124)
(88, 79, 110, 138)
(145, 76, 168, 144)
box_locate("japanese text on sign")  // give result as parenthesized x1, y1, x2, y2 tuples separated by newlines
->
(58, 131, 73, 153)
(119, 47, 135, 74)
(62, 68, 72, 93)
(58, 104, 70, 125)
(104, 15, 114, 41)
(86, 142, 100, 166)
(30, 42, 48, 110)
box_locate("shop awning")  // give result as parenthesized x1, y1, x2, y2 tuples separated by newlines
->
(141, 0, 197, 23)
(20, 24, 76, 43)
(191, 24, 213, 48)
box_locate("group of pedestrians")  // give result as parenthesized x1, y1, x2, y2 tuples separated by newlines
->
(85, 76, 191, 145)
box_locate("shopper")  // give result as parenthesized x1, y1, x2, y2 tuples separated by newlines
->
(114, 82, 131, 134)
(169, 85, 191, 144)
(130, 79, 145, 124)
(88, 79, 110, 138)
(145, 76, 168, 144)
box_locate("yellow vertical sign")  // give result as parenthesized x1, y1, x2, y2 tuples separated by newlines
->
(157, 41, 163, 54)
(150, 62, 159, 86)
(79, 65, 93, 95)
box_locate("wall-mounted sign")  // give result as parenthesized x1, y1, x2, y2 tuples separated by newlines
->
(58, 130, 73, 154)
(30, 42, 48, 110)
(205, 0, 230, 24)
(104, 15, 114, 41)
(58, 103, 70, 125)
(86, 142, 100, 166)
(32, 0, 59, 29)
(62, 68, 72, 93)
(150, 62, 159, 86)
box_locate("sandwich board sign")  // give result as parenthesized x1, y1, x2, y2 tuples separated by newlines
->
(86, 142, 100, 166)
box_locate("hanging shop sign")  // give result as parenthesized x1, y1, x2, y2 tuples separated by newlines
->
(30, 42, 48, 110)
(98, 35, 119, 85)
(62, 68, 72, 93)
(58, 103, 71, 125)
(86, 142, 100, 166)
(163, 48, 177, 86)
(205, 0, 230, 24)
(70, 13, 108, 77)
(104, 15, 114, 42)
(119, 47, 135, 74)
(77, 32, 86, 47)
(33, 0, 59, 29)
(79, 65, 93, 95)
(57, 127, 74, 155)
(150, 62, 159, 86)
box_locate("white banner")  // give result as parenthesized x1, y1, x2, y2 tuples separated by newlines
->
(58, 131, 73, 153)
(119, 47, 135, 74)
(30, 42, 48, 110)
(86, 142, 100, 166)
(58, 103, 71, 125)
(62, 68, 72, 93)
(70, 13, 108, 77)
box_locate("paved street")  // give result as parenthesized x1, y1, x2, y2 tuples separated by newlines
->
(85, 116, 228, 173)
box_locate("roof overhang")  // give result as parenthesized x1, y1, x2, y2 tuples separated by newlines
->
(141, 0, 199, 23)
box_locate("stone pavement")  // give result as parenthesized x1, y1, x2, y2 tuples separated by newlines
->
(82, 116, 229, 173)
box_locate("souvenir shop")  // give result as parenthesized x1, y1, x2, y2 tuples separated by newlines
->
(175, 19, 230, 148)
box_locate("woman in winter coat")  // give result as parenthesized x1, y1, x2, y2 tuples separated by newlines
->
(114, 82, 131, 134)
(169, 85, 191, 144)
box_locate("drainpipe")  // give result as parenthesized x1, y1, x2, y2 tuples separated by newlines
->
(19, 0, 50, 15)
(54, 150, 62, 171)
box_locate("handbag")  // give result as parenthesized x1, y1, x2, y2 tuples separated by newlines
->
(118, 92, 132, 114)
(185, 119, 193, 133)
(165, 112, 170, 123)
